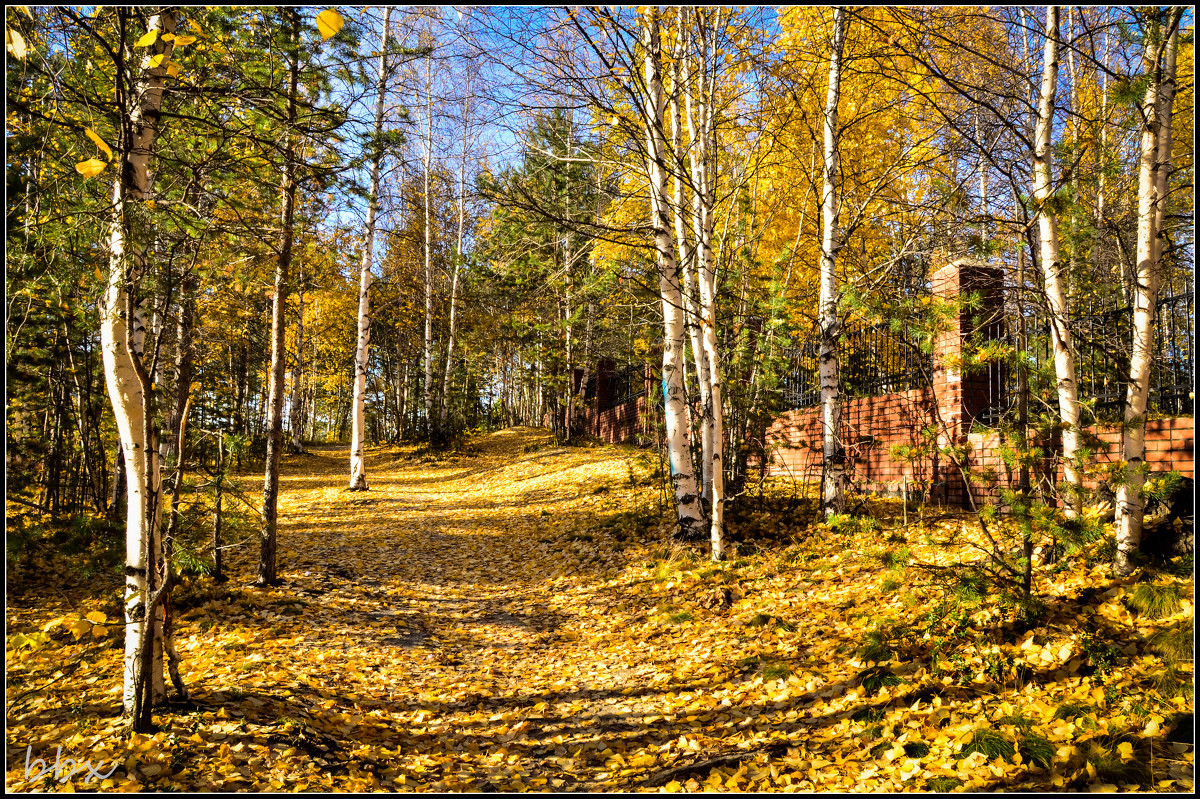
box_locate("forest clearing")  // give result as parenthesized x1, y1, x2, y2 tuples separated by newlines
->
(5, 6, 1195, 793)
(5, 428, 1194, 792)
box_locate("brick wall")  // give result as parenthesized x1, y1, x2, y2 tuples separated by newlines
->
(763, 257, 1195, 507)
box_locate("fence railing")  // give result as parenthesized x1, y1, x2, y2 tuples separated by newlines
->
(1003, 292, 1194, 420)
(601, 364, 648, 410)
(780, 321, 931, 410)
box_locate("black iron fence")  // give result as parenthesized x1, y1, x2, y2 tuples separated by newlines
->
(1011, 291, 1195, 420)
(781, 321, 931, 410)
(601, 363, 648, 410)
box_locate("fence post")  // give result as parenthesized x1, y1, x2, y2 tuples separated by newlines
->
(930, 257, 1004, 506)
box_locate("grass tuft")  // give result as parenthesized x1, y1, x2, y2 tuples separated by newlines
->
(859, 666, 904, 694)
(858, 629, 893, 663)
(1127, 581, 1183, 619)
(957, 728, 1014, 761)
(1018, 732, 1054, 768)
(1148, 618, 1194, 664)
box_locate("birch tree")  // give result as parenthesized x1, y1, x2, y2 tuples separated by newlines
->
(1114, 7, 1184, 575)
(349, 8, 391, 491)
(819, 8, 848, 520)
(1031, 6, 1084, 518)
(98, 7, 177, 731)
(641, 8, 706, 542)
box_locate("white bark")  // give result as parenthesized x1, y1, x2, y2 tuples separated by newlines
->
(1115, 9, 1182, 575)
(440, 90, 469, 428)
(1032, 7, 1083, 518)
(683, 8, 727, 560)
(290, 272, 305, 454)
(350, 8, 390, 490)
(100, 8, 176, 725)
(422, 40, 436, 440)
(642, 8, 705, 541)
(819, 8, 848, 520)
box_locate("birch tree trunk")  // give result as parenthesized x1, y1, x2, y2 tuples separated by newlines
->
(1032, 7, 1083, 518)
(684, 8, 727, 560)
(1115, 9, 1182, 575)
(422, 40, 437, 444)
(350, 8, 390, 491)
(642, 8, 705, 541)
(441, 88, 471, 429)
(819, 8, 848, 520)
(259, 9, 301, 586)
(669, 22, 712, 507)
(100, 7, 176, 731)
(290, 262, 305, 454)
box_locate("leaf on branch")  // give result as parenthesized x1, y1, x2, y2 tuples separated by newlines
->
(6, 25, 28, 60)
(85, 128, 112, 160)
(173, 34, 197, 47)
(316, 9, 345, 41)
(75, 158, 107, 178)
(149, 52, 166, 69)
(135, 29, 158, 48)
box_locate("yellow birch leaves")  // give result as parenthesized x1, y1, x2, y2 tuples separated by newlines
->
(75, 129, 113, 178)
(316, 9, 345, 41)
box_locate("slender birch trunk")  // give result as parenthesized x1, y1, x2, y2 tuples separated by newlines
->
(642, 8, 705, 541)
(100, 8, 176, 730)
(819, 8, 848, 520)
(669, 22, 712, 507)
(290, 263, 305, 454)
(684, 8, 727, 560)
(441, 86, 471, 429)
(1115, 9, 1182, 575)
(259, 9, 301, 586)
(350, 8, 390, 491)
(422, 40, 436, 443)
(1032, 7, 1083, 518)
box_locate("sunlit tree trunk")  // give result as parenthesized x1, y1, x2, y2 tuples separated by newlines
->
(819, 8, 848, 520)
(1032, 7, 1082, 518)
(422, 39, 436, 443)
(642, 8, 705, 541)
(683, 8, 727, 560)
(1115, 9, 1182, 575)
(290, 268, 305, 454)
(350, 8, 390, 491)
(100, 8, 176, 731)
(260, 8, 301, 586)
(439, 91, 468, 430)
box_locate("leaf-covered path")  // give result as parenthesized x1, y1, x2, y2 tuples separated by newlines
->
(5, 428, 1195, 792)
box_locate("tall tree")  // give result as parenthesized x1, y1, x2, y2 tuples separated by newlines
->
(818, 8, 849, 520)
(1114, 7, 1185, 575)
(349, 7, 391, 491)
(259, 8, 302, 585)
(98, 7, 178, 731)
(1031, 6, 1084, 519)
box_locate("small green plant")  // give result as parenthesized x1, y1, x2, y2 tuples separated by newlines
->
(858, 666, 904, 694)
(1153, 665, 1194, 700)
(746, 612, 773, 628)
(904, 742, 930, 758)
(665, 611, 693, 625)
(1127, 580, 1183, 619)
(761, 662, 791, 681)
(1052, 702, 1092, 721)
(1081, 734, 1151, 786)
(1080, 630, 1123, 678)
(881, 576, 902, 592)
(858, 629, 893, 663)
(957, 728, 1014, 762)
(1018, 732, 1054, 768)
(1147, 618, 1194, 663)
(926, 776, 962, 792)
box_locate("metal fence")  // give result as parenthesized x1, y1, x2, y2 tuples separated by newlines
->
(1012, 291, 1195, 419)
(780, 321, 931, 410)
(601, 363, 648, 410)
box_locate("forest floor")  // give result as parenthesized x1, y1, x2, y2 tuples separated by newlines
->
(5, 427, 1195, 792)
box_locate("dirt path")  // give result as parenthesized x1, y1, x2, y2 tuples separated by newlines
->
(196, 429, 707, 791)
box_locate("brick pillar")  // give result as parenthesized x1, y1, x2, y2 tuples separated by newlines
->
(930, 258, 1003, 506)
